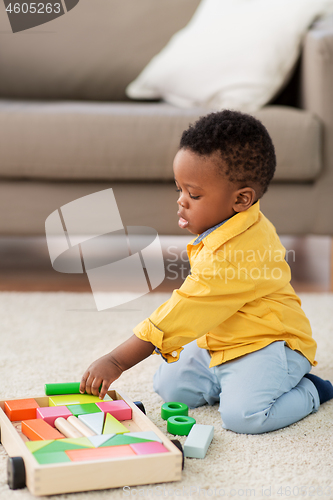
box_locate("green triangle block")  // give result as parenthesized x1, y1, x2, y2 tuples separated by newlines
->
(26, 440, 53, 453)
(103, 413, 129, 434)
(66, 403, 102, 417)
(127, 432, 162, 443)
(61, 437, 95, 448)
(34, 439, 91, 454)
(34, 451, 71, 464)
(100, 435, 152, 447)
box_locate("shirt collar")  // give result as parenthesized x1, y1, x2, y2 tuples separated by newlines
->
(192, 217, 233, 245)
(189, 201, 261, 251)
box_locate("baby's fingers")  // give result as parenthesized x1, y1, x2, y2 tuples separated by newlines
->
(83, 373, 97, 395)
(99, 380, 110, 400)
(87, 376, 102, 397)
(80, 371, 89, 394)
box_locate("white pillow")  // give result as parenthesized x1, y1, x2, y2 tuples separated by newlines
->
(126, 0, 333, 112)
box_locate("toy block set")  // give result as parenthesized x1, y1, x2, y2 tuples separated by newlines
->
(0, 386, 183, 496)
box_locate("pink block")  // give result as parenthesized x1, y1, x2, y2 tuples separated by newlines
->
(36, 406, 73, 427)
(130, 441, 169, 455)
(96, 400, 132, 421)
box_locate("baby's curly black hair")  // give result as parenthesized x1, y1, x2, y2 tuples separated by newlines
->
(179, 110, 276, 198)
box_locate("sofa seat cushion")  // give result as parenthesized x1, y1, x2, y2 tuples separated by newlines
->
(0, 100, 321, 182)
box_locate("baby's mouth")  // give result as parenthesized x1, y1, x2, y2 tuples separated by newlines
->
(177, 212, 189, 229)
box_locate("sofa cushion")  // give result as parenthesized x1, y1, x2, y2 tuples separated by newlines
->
(126, 0, 333, 113)
(0, 0, 200, 101)
(0, 100, 321, 182)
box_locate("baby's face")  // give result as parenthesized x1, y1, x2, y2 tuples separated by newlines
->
(173, 149, 240, 235)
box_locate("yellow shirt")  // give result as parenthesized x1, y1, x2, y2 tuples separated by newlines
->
(134, 202, 317, 368)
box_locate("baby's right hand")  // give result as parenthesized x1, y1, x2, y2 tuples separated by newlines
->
(80, 352, 123, 400)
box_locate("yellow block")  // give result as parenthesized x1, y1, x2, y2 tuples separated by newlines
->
(25, 440, 53, 453)
(49, 394, 111, 407)
(103, 413, 129, 435)
(61, 437, 95, 448)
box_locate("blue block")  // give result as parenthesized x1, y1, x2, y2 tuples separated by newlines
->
(183, 424, 214, 459)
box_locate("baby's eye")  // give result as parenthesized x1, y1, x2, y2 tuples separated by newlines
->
(189, 193, 200, 200)
(175, 188, 181, 193)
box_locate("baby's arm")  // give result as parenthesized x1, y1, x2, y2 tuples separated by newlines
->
(80, 335, 155, 399)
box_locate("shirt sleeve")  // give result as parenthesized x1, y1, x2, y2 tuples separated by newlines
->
(133, 253, 256, 362)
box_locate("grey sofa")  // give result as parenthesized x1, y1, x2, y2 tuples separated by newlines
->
(0, 0, 332, 236)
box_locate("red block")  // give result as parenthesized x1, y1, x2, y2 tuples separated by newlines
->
(4, 398, 40, 421)
(66, 445, 136, 462)
(22, 419, 65, 441)
(96, 400, 132, 421)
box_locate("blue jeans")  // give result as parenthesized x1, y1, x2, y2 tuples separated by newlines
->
(153, 340, 320, 434)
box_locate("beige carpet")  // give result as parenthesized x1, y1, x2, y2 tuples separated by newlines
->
(0, 292, 332, 500)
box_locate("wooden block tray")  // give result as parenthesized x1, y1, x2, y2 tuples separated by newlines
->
(0, 389, 182, 496)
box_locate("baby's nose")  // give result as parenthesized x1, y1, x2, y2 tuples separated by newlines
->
(177, 194, 186, 207)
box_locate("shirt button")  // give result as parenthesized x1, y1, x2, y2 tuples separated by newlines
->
(171, 351, 178, 358)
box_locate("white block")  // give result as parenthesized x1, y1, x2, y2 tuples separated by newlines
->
(127, 431, 162, 443)
(88, 434, 115, 447)
(78, 412, 105, 435)
(183, 424, 214, 459)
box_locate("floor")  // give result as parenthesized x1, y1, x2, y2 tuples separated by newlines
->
(0, 235, 331, 293)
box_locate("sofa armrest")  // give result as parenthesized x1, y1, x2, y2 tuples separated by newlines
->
(301, 15, 333, 172)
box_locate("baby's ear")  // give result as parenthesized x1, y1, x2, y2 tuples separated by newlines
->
(233, 187, 256, 212)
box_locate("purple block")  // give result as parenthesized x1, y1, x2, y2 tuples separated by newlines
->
(37, 406, 72, 427)
(96, 400, 132, 421)
(130, 441, 169, 455)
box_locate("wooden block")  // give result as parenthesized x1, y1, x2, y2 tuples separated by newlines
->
(130, 441, 169, 455)
(34, 451, 71, 465)
(48, 394, 111, 407)
(25, 440, 53, 453)
(60, 437, 95, 448)
(67, 416, 96, 437)
(127, 431, 162, 443)
(96, 400, 132, 421)
(33, 438, 93, 454)
(78, 412, 105, 435)
(103, 413, 129, 435)
(183, 424, 214, 459)
(66, 403, 101, 417)
(26, 437, 93, 452)
(100, 434, 153, 447)
(44, 382, 81, 395)
(4, 398, 40, 421)
(87, 434, 115, 447)
(45, 383, 111, 396)
(36, 406, 72, 427)
(22, 419, 65, 441)
(66, 445, 136, 462)
(54, 417, 83, 438)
